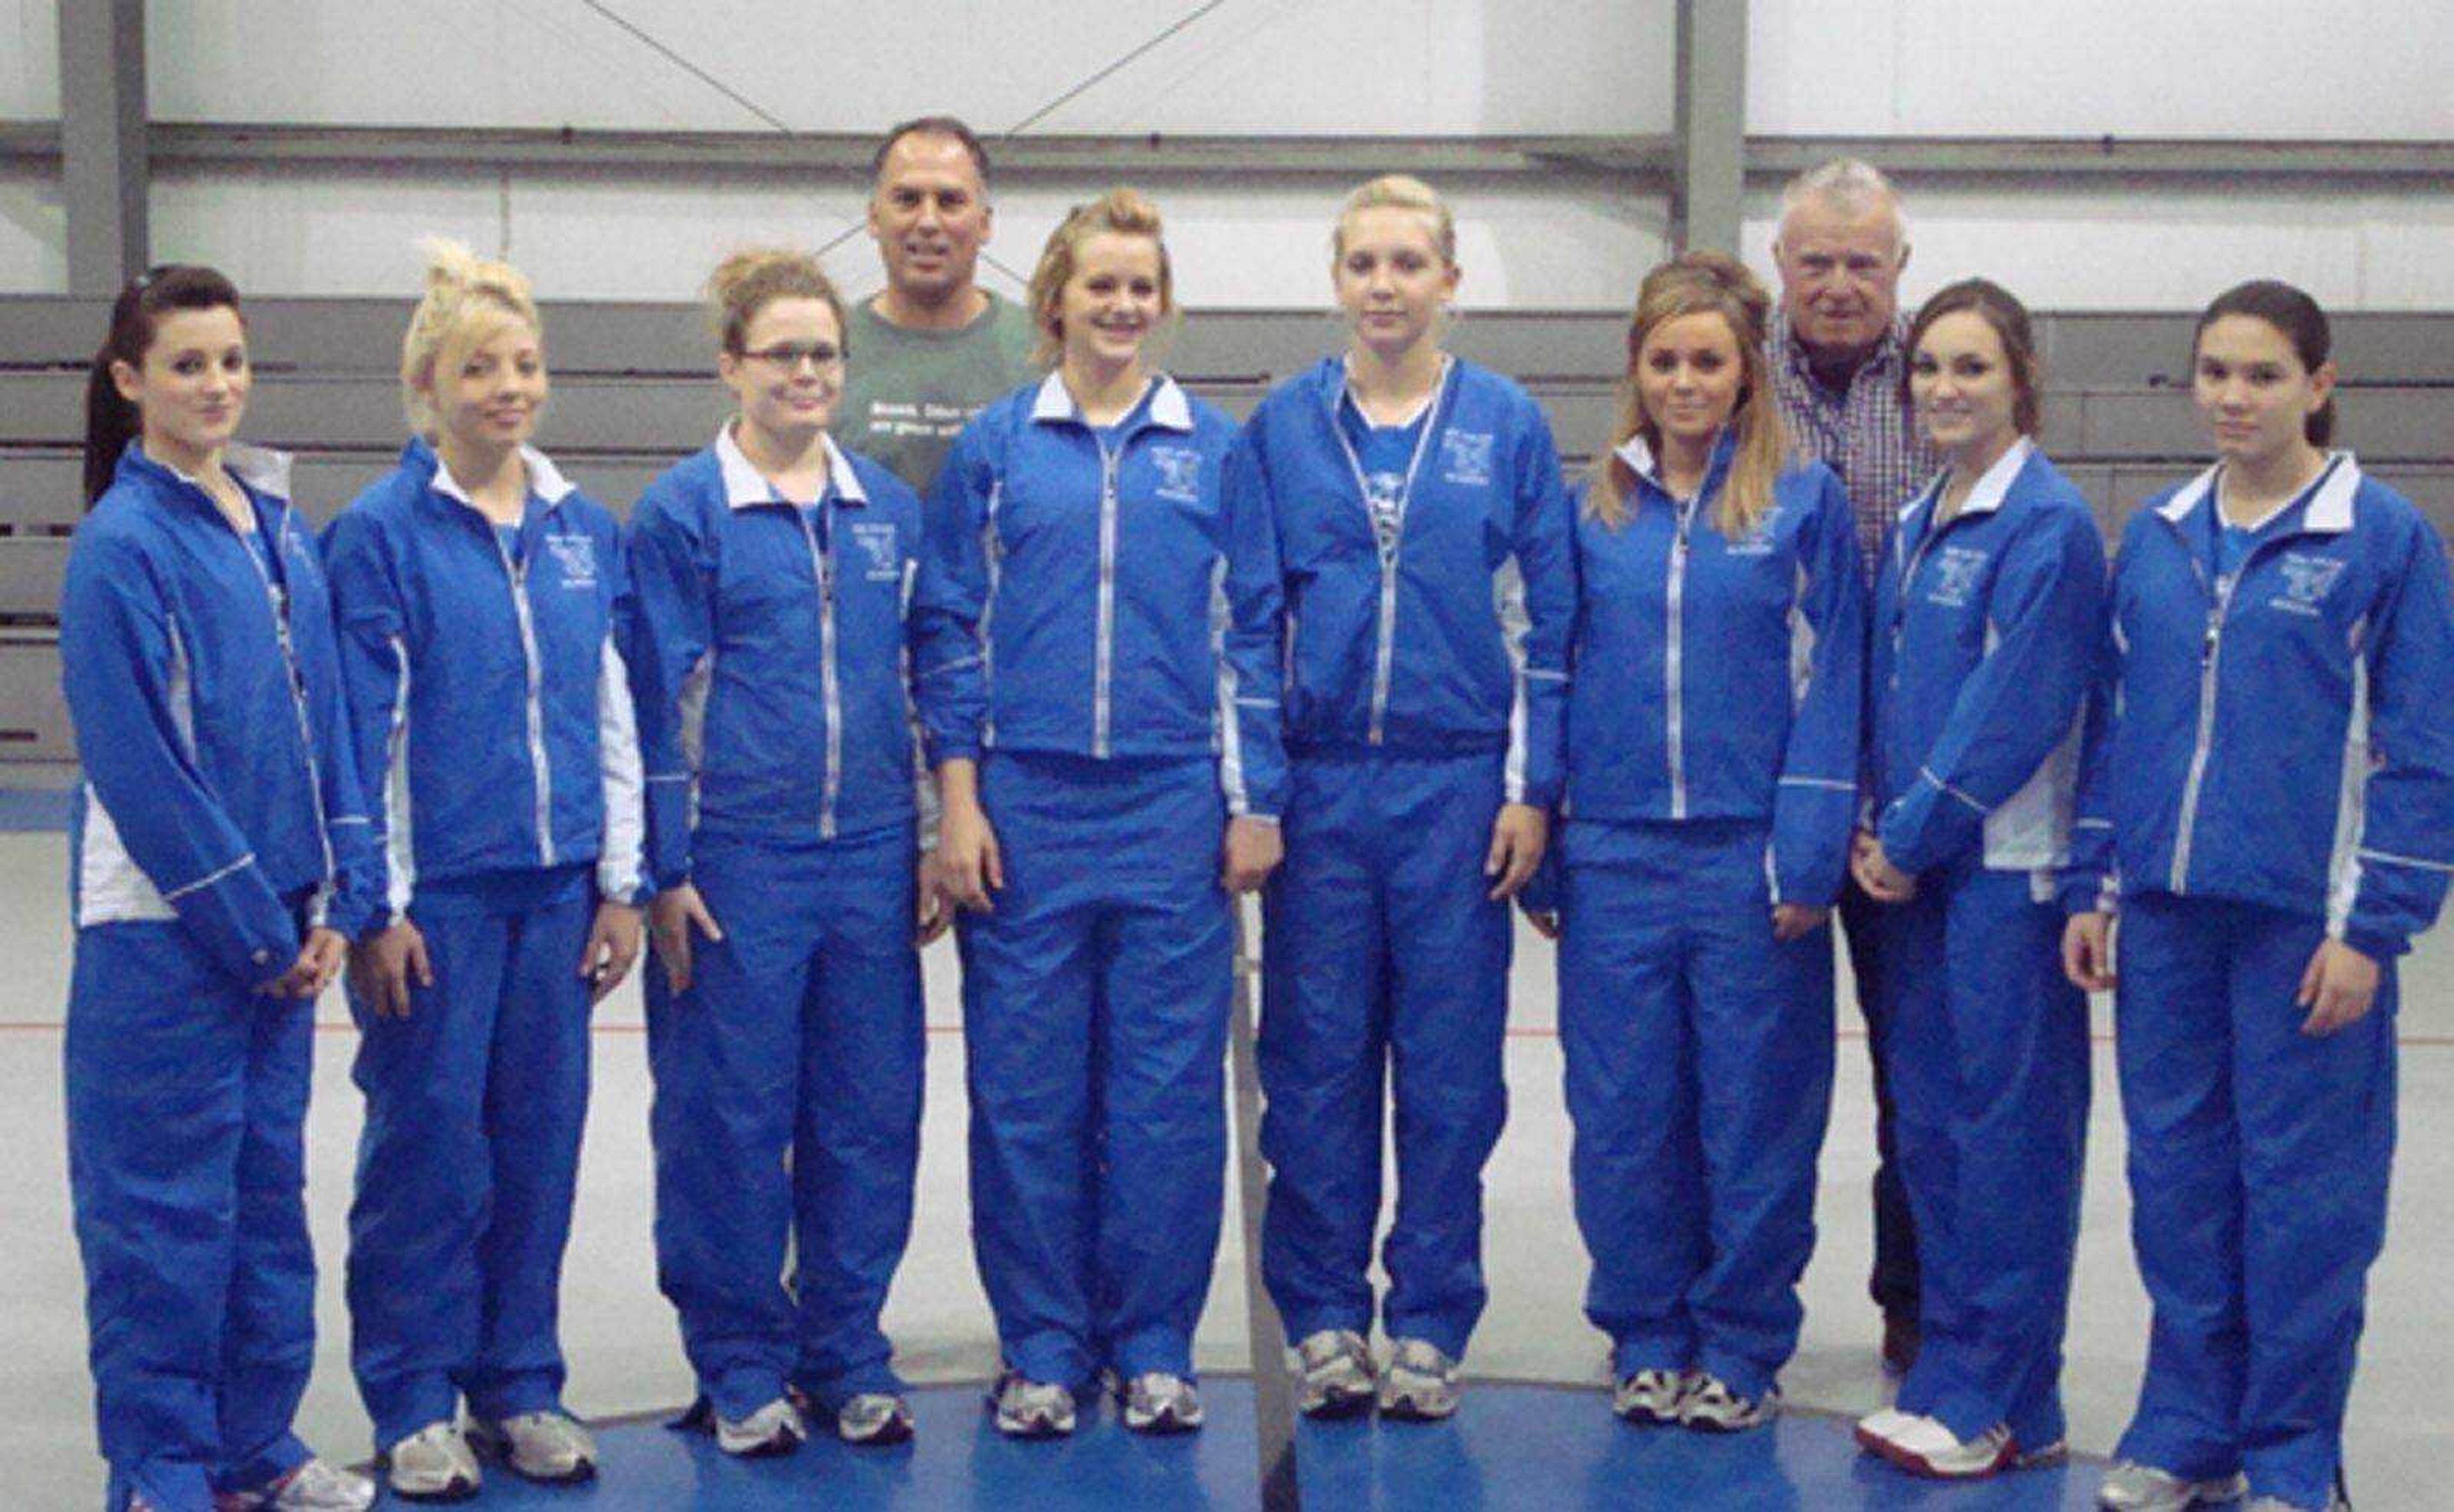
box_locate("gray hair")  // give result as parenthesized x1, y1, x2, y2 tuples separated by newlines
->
(1776, 158, 1908, 254)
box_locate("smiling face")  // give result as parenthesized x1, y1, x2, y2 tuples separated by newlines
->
(2193, 312, 2334, 468)
(868, 130, 992, 306)
(1909, 309, 2023, 465)
(1634, 309, 1746, 451)
(1774, 196, 1906, 359)
(1052, 231, 1168, 375)
(720, 295, 844, 442)
(112, 305, 251, 463)
(429, 314, 547, 455)
(1334, 204, 1459, 361)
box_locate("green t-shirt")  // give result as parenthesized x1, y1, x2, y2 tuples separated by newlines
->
(835, 291, 1041, 495)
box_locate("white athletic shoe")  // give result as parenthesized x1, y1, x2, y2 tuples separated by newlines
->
(1610, 1368, 1688, 1425)
(991, 1372, 1077, 1439)
(1857, 1411, 2016, 1479)
(1118, 1372, 1205, 1434)
(383, 1421, 481, 1502)
(837, 1392, 915, 1446)
(468, 1410, 598, 1484)
(1377, 1339, 1462, 1422)
(213, 1458, 378, 1512)
(1293, 1330, 1376, 1419)
(1677, 1373, 1779, 1432)
(2097, 1460, 2250, 1509)
(715, 1397, 807, 1458)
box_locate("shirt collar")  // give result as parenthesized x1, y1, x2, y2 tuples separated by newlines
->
(1028, 371, 1193, 433)
(134, 440, 295, 511)
(714, 423, 868, 511)
(1949, 435, 2035, 520)
(2157, 451, 2359, 536)
(1611, 429, 1737, 502)
(425, 440, 576, 509)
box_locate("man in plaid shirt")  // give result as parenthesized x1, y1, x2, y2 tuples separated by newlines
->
(1768, 158, 1937, 1375)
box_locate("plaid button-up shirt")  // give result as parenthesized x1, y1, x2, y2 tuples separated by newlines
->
(1770, 311, 1940, 583)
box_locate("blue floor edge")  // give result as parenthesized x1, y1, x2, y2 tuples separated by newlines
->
(357, 1377, 2112, 1509)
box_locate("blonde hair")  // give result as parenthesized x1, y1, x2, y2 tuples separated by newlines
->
(1331, 173, 1456, 266)
(399, 237, 541, 436)
(1590, 251, 1787, 537)
(1026, 188, 1173, 369)
(705, 247, 847, 356)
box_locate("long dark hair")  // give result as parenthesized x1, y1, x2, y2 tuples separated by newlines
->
(82, 265, 246, 507)
(2194, 279, 2334, 447)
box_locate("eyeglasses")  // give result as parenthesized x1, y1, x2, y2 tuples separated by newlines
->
(737, 342, 845, 371)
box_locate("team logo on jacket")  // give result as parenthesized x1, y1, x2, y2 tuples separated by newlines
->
(1726, 503, 1782, 557)
(849, 520, 902, 582)
(1924, 544, 1987, 608)
(2273, 552, 2347, 617)
(1439, 431, 1494, 486)
(1150, 446, 1205, 504)
(544, 534, 597, 589)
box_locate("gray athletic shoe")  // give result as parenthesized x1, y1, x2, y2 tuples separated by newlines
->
(1294, 1330, 1376, 1419)
(1377, 1338, 1461, 1422)
(1677, 1373, 1779, 1432)
(714, 1397, 807, 1458)
(837, 1392, 915, 1446)
(2097, 1461, 2250, 1509)
(1611, 1368, 1688, 1425)
(1118, 1371, 1205, 1434)
(216, 1457, 378, 1510)
(991, 1372, 1077, 1439)
(383, 1421, 481, 1503)
(468, 1410, 597, 1484)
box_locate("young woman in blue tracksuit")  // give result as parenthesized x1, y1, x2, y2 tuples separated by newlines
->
(2064, 282, 2454, 1512)
(627, 249, 938, 1455)
(1848, 280, 2104, 1480)
(1524, 251, 1862, 1433)
(913, 189, 1285, 1439)
(320, 242, 646, 1500)
(1224, 174, 1575, 1421)
(61, 268, 379, 1512)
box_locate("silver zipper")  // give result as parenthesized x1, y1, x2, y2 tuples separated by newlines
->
(1666, 495, 1698, 818)
(2165, 522, 2232, 895)
(235, 504, 336, 886)
(1325, 374, 1446, 744)
(1093, 435, 1120, 759)
(491, 529, 557, 868)
(794, 505, 844, 840)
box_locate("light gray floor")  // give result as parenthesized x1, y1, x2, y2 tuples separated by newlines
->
(4, 829, 2449, 1508)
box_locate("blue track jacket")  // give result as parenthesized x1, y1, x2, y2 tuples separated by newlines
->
(321, 438, 645, 925)
(628, 428, 927, 885)
(912, 373, 1284, 817)
(1869, 439, 2107, 882)
(1224, 356, 1575, 806)
(1564, 436, 1865, 905)
(60, 443, 377, 983)
(2064, 454, 2454, 958)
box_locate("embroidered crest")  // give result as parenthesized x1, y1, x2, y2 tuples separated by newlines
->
(544, 533, 597, 589)
(2272, 551, 2347, 617)
(1439, 430, 1494, 486)
(1924, 544, 1988, 608)
(1150, 445, 1205, 504)
(848, 520, 902, 582)
(1725, 502, 1782, 557)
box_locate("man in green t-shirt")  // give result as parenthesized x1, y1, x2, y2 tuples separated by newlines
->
(837, 116, 1042, 495)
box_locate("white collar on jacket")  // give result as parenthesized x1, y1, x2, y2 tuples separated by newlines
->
(714, 422, 867, 511)
(430, 443, 576, 507)
(2158, 450, 2360, 536)
(1029, 370, 1192, 432)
